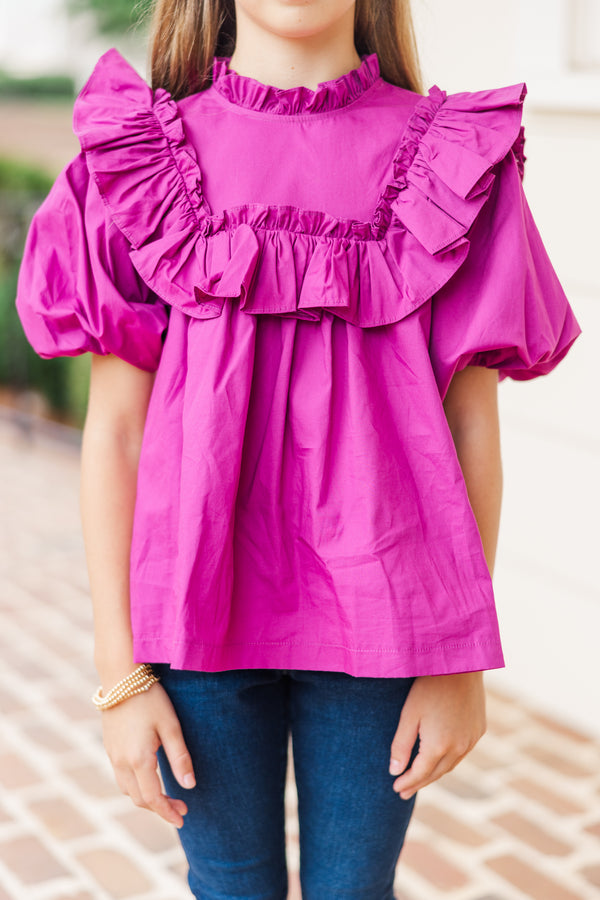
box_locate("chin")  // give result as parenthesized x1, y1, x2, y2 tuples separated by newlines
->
(235, 0, 357, 40)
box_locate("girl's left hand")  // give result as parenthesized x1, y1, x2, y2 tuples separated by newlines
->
(388, 671, 487, 799)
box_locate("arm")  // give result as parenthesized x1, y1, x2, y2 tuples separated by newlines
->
(442, 365, 502, 575)
(81, 354, 195, 826)
(81, 353, 153, 685)
(389, 366, 501, 798)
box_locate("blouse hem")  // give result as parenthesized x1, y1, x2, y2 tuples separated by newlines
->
(133, 637, 505, 678)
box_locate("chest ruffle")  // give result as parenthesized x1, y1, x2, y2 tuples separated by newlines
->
(74, 48, 526, 328)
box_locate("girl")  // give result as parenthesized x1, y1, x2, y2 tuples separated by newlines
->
(16, 1, 581, 897)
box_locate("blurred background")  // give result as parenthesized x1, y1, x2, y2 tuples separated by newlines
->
(0, 1, 599, 898)
(0, 0, 150, 428)
(412, 0, 600, 742)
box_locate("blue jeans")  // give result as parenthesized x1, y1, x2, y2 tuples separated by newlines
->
(154, 666, 419, 900)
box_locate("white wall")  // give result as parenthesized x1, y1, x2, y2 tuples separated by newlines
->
(0, 0, 146, 85)
(0, 0, 72, 75)
(413, 0, 600, 738)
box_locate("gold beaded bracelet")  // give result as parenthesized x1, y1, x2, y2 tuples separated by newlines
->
(92, 663, 160, 711)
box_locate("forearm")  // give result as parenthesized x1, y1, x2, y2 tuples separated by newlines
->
(450, 415, 502, 576)
(81, 425, 139, 683)
(443, 366, 502, 576)
(80, 354, 154, 686)
(390, 369, 500, 794)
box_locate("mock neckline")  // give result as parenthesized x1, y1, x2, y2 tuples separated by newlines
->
(210, 53, 381, 115)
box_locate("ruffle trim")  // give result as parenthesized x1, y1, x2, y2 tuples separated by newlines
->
(73, 48, 528, 328)
(211, 53, 381, 115)
(373, 82, 528, 253)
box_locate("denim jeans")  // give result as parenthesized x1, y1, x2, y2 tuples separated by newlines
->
(154, 665, 419, 900)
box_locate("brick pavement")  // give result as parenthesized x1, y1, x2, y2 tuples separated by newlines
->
(0, 99, 79, 176)
(0, 407, 599, 900)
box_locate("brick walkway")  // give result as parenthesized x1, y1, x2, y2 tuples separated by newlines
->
(0, 408, 599, 900)
(0, 99, 79, 175)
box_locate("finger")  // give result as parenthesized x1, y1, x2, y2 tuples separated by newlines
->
(113, 767, 144, 807)
(392, 747, 443, 797)
(389, 716, 420, 777)
(135, 755, 187, 828)
(115, 766, 188, 819)
(395, 753, 453, 799)
(394, 747, 470, 799)
(159, 718, 196, 791)
(394, 730, 480, 797)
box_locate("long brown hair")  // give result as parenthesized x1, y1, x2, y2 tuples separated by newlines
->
(147, 0, 424, 101)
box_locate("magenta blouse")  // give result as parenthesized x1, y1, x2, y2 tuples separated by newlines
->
(16, 49, 581, 677)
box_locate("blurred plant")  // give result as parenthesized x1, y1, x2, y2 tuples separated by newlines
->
(0, 158, 90, 426)
(66, 0, 152, 35)
(0, 71, 75, 100)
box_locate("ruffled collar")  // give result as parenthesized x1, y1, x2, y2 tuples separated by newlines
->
(210, 53, 381, 115)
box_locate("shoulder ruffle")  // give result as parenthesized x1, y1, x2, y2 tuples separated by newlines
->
(73, 49, 528, 328)
(382, 83, 528, 255)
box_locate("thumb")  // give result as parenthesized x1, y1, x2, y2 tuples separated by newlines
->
(389, 709, 420, 777)
(160, 720, 196, 790)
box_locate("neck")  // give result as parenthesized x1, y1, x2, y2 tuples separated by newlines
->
(227, 6, 361, 91)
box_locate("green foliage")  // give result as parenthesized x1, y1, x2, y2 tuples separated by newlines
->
(67, 0, 152, 35)
(0, 157, 90, 427)
(0, 157, 54, 196)
(0, 70, 75, 100)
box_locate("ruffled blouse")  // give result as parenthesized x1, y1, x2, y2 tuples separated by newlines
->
(16, 48, 581, 677)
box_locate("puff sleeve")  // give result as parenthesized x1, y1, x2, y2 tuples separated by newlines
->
(16, 151, 169, 372)
(428, 144, 581, 398)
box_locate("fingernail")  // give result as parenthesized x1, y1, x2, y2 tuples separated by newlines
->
(389, 758, 402, 776)
(183, 774, 195, 789)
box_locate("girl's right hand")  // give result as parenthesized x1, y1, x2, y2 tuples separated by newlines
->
(100, 682, 196, 828)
